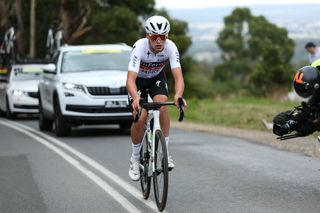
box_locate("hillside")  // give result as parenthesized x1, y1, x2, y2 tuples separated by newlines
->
(167, 4, 320, 64)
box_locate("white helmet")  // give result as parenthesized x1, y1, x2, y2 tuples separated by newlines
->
(145, 16, 170, 35)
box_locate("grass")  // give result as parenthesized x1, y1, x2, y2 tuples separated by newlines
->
(169, 96, 300, 131)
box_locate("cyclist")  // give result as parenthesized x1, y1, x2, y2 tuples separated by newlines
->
(126, 15, 187, 181)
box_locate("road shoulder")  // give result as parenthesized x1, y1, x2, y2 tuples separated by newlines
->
(171, 121, 320, 158)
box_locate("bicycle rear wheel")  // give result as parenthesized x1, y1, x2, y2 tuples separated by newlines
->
(153, 129, 168, 211)
(140, 134, 151, 199)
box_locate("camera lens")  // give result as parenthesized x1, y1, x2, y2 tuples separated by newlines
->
(282, 120, 298, 131)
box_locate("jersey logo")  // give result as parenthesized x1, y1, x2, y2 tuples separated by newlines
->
(132, 55, 138, 67)
(294, 72, 304, 84)
(156, 80, 161, 87)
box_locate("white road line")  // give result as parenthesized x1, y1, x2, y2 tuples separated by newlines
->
(3, 119, 165, 213)
(0, 120, 141, 213)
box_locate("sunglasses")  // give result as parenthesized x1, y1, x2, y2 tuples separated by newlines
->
(148, 34, 167, 41)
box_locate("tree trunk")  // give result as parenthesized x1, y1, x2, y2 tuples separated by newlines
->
(0, 0, 9, 39)
(14, 0, 24, 58)
(29, 0, 36, 57)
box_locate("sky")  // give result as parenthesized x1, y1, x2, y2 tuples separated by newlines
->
(155, 0, 320, 9)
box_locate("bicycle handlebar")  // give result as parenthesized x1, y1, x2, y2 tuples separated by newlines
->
(133, 97, 185, 123)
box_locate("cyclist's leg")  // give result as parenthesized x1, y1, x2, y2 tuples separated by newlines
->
(130, 108, 147, 145)
(153, 94, 169, 137)
(128, 78, 148, 181)
(129, 78, 148, 151)
(149, 72, 170, 138)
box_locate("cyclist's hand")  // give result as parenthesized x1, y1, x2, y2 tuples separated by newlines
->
(131, 97, 141, 120)
(174, 95, 187, 110)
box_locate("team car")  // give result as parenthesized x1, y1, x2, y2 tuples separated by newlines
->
(38, 44, 132, 136)
(0, 64, 43, 118)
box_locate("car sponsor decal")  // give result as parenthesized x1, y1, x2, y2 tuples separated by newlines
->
(82, 49, 122, 54)
(14, 66, 42, 73)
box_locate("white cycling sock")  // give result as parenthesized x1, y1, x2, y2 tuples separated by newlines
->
(131, 142, 141, 161)
(165, 137, 169, 154)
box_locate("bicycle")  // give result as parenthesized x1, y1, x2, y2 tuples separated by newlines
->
(0, 27, 16, 65)
(135, 97, 184, 211)
(46, 22, 63, 59)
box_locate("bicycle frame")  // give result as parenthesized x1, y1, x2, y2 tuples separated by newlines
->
(141, 109, 162, 176)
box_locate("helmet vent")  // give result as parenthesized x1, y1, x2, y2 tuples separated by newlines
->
(164, 22, 168, 30)
(157, 23, 163, 30)
(150, 22, 156, 31)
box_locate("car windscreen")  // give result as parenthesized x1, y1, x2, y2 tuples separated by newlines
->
(11, 65, 43, 81)
(61, 49, 131, 73)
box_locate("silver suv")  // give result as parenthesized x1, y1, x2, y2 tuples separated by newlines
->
(38, 44, 132, 136)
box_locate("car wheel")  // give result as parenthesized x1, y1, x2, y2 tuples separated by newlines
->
(38, 95, 53, 131)
(54, 97, 71, 136)
(0, 106, 5, 117)
(6, 96, 16, 119)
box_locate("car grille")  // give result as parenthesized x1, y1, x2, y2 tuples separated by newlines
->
(27, 92, 39, 99)
(14, 104, 38, 109)
(87, 87, 127, 96)
(66, 105, 131, 113)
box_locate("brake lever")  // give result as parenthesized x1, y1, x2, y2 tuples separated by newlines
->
(133, 98, 146, 123)
(178, 97, 184, 122)
(133, 109, 139, 123)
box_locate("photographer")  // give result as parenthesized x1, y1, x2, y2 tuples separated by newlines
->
(273, 65, 320, 136)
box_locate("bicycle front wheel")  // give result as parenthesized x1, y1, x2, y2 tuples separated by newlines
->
(153, 130, 168, 211)
(140, 135, 151, 199)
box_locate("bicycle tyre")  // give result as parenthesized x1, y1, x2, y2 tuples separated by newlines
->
(140, 134, 151, 199)
(153, 129, 168, 211)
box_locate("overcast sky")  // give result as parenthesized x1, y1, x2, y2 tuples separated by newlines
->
(156, 0, 320, 9)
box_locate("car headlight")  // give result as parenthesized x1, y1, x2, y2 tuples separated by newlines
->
(12, 90, 27, 96)
(63, 83, 85, 92)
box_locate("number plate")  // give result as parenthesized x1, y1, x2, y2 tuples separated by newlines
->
(104, 100, 128, 108)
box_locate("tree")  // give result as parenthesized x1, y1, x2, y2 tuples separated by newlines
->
(0, 0, 192, 69)
(83, 6, 140, 45)
(215, 8, 294, 95)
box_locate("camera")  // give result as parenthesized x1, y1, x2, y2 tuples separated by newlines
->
(273, 119, 299, 136)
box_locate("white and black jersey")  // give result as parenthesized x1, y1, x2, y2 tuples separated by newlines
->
(128, 38, 181, 79)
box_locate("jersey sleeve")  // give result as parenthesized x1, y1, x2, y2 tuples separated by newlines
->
(128, 41, 142, 73)
(168, 40, 181, 69)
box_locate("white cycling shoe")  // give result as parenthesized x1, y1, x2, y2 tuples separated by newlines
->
(129, 157, 140, 181)
(168, 155, 175, 170)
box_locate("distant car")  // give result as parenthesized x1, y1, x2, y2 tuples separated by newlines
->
(0, 64, 44, 118)
(38, 44, 132, 136)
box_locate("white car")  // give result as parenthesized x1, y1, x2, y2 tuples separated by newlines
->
(38, 44, 132, 136)
(0, 64, 43, 118)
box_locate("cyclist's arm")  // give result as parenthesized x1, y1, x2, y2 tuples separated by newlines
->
(127, 41, 143, 103)
(168, 40, 185, 107)
(171, 67, 185, 101)
(126, 71, 139, 101)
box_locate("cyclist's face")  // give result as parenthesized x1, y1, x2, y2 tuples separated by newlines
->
(147, 34, 167, 53)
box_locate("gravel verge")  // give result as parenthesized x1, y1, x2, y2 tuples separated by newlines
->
(171, 121, 320, 158)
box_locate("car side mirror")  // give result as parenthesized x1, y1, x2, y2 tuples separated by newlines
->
(43, 64, 56, 74)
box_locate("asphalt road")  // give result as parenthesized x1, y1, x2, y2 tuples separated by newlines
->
(1, 117, 320, 213)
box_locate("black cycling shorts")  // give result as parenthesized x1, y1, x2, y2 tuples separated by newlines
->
(128, 71, 169, 103)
